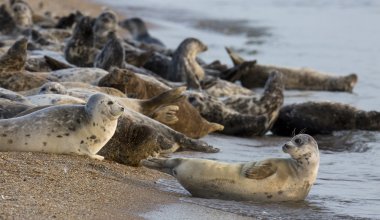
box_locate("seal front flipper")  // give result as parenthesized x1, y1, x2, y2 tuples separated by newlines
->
(44, 55, 74, 70)
(243, 162, 277, 180)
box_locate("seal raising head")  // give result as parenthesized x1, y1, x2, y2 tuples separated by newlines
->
(0, 93, 124, 160)
(142, 134, 320, 201)
(11, 1, 33, 29)
(0, 37, 28, 73)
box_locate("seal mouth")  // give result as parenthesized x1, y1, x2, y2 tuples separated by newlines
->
(110, 106, 124, 118)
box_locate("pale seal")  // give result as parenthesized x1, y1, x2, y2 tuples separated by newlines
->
(0, 93, 124, 160)
(143, 134, 320, 201)
(271, 101, 380, 136)
(50, 67, 108, 84)
(10, 0, 33, 29)
(166, 38, 207, 89)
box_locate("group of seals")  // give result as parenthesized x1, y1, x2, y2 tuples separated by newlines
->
(0, 1, 375, 203)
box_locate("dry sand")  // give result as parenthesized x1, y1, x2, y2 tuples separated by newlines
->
(0, 0, 177, 219)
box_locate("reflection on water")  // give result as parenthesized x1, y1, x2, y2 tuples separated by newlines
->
(99, 0, 380, 218)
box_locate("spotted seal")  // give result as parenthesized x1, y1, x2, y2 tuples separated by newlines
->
(0, 93, 124, 160)
(166, 38, 207, 89)
(142, 134, 320, 201)
(271, 101, 380, 136)
(64, 16, 98, 67)
(223, 47, 358, 92)
(97, 68, 224, 138)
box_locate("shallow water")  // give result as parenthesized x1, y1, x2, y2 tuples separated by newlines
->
(99, 0, 380, 218)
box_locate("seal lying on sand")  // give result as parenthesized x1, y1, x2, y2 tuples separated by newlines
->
(271, 101, 380, 136)
(99, 107, 219, 166)
(0, 93, 124, 160)
(119, 17, 165, 48)
(166, 38, 207, 89)
(98, 68, 223, 138)
(64, 16, 98, 67)
(223, 47, 358, 92)
(143, 134, 320, 201)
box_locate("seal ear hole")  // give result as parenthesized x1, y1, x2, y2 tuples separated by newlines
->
(107, 101, 114, 105)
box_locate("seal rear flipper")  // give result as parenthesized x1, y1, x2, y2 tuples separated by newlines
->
(225, 47, 245, 66)
(220, 60, 257, 82)
(176, 136, 220, 153)
(141, 158, 181, 176)
(44, 55, 74, 70)
(141, 86, 186, 113)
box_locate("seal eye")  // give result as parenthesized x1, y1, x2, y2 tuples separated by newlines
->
(294, 138, 302, 145)
(107, 101, 114, 105)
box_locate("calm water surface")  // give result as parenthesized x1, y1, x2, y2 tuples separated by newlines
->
(100, 0, 380, 218)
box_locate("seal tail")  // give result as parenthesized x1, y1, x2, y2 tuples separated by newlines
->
(141, 158, 181, 176)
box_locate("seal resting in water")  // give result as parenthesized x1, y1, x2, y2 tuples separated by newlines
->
(271, 101, 380, 136)
(97, 68, 223, 138)
(142, 134, 320, 201)
(0, 93, 124, 160)
(223, 47, 358, 92)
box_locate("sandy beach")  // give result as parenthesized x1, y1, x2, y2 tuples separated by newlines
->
(0, 0, 176, 219)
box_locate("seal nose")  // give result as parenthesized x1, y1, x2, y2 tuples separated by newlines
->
(282, 144, 289, 152)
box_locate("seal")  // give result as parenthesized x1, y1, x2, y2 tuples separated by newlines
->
(119, 17, 165, 48)
(202, 77, 254, 98)
(26, 94, 85, 106)
(64, 16, 98, 67)
(222, 71, 284, 130)
(10, 0, 33, 29)
(142, 134, 320, 201)
(0, 93, 124, 160)
(38, 81, 185, 125)
(0, 98, 34, 119)
(0, 37, 28, 73)
(99, 107, 219, 166)
(166, 38, 208, 89)
(50, 67, 108, 84)
(94, 31, 125, 71)
(271, 101, 380, 136)
(93, 10, 118, 49)
(0, 4, 17, 35)
(223, 47, 358, 92)
(97, 68, 224, 138)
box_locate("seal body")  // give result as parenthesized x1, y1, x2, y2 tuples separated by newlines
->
(64, 16, 98, 67)
(94, 32, 124, 71)
(0, 93, 124, 160)
(166, 38, 207, 89)
(271, 101, 380, 136)
(50, 67, 108, 84)
(97, 68, 223, 138)
(143, 134, 320, 201)
(93, 10, 118, 49)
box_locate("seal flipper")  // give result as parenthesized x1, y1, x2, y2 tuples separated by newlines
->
(243, 162, 277, 180)
(140, 86, 186, 114)
(44, 55, 74, 70)
(225, 47, 245, 66)
(141, 158, 181, 176)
